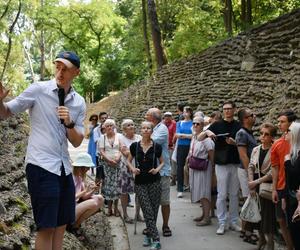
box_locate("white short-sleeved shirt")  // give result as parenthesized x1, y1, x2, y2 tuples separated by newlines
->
(190, 138, 215, 158)
(6, 79, 86, 176)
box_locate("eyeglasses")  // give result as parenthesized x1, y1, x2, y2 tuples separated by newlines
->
(260, 132, 270, 136)
(193, 122, 200, 126)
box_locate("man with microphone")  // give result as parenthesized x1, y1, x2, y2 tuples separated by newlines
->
(0, 51, 85, 250)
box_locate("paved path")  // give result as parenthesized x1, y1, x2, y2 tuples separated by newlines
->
(68, 140, 271, 250)
(126, 188, 255, 250)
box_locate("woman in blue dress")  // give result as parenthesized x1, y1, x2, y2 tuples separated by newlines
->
(87, 114, 98, 175)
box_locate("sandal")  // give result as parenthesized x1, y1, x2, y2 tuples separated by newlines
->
(193, 216, 204, 222)
(243, 234, 258, 245)
(142, 228, 149, 235)
(162, 226, 172, 237)
(114, 209, 121, 217)
(124, 217, 134, 224)
(196, 218, 211, 226)
(239, 231, 246, 238)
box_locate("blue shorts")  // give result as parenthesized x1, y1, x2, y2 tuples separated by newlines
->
(26, 163, 75, 230)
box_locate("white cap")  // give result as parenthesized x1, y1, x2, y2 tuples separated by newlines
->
(164, 111, 172, 116)
(73, 153, 95, 168)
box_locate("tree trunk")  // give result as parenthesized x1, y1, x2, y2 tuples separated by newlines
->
(241, 0, 246, 29)
(142, 0, 153, 74)
(39, 0, 45, 80)
(147, 0, 167, 69)
(23, 44, 35, 82)
(223, 0, 233, 36)
(0, 0, 22, 81)
(246, 0, 252, 26)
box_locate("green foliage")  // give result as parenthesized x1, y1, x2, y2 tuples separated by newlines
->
(13, 197, 29, 213)
(0, 0, 299, 99)
(167, 0, 226, 60)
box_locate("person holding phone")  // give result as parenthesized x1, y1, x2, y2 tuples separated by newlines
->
(199, 101, 241, 235)
(71, 153, 104, 237)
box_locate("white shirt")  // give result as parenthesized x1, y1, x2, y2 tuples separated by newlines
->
(6, 79, 86, 176)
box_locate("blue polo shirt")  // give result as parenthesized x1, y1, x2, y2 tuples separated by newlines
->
(152, 122, 171, 177)
(6, 79, 86, 176)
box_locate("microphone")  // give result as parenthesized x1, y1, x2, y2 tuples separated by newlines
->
(58, 88, 65, 124)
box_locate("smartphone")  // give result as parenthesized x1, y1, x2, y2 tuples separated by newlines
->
(216, 133, 230, 138)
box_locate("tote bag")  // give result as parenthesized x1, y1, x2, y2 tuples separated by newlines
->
(240, 194, 261, 223)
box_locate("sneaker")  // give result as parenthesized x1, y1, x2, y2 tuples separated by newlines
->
(196, 218, 211, 226)
(150, 241, 161, 250)
(229, 223, 241, 232)
(177, 192, 183, 198)
(143, 236, 152, 247)
(216, 224, 225, 235)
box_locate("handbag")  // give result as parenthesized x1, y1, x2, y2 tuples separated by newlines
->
(257, 156, 272, 200)
(188, 140, 209, 171)
(259, 182, 272, 200)
(240, 193, 261, 223)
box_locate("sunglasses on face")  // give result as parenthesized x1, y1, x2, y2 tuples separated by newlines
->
(193, 122, 201, 126)
(91, 118, 97, 121)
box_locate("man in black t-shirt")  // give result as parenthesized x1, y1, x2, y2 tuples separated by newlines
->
(201, 101, 241, 235)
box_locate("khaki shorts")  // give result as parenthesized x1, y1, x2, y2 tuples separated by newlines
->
(237, 168, 250, 198)
(160, 176, 170, 206)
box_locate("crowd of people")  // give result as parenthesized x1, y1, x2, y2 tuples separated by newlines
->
(85, 101, 300, 250)
(0, 50, 299, 250)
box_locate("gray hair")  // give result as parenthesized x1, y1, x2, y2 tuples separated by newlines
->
(121, 119, 134, 130)
(141, 121, 154, 130)
(103, 118, 116, 127)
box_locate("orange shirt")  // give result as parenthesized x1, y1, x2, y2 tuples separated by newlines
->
(271, 136, 290, 190)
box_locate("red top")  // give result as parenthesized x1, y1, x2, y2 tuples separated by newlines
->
(164, 120, 176, 149)
(271, 136, 290, 190)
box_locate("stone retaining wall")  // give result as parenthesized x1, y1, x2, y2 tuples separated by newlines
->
(107, 9, 300, 128)
(0, 113, 113, 249)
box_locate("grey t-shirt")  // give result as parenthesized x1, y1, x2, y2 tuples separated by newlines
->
(236, 127, 257, 169)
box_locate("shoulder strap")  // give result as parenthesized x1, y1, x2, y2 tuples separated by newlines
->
(135, 142, 139, 168)
(152, 141, 156, 168)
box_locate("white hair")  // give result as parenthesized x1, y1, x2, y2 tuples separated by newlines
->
(121, 119, 134, 129)
(103, 118, 116, 127)
(289, 122, 300, 164)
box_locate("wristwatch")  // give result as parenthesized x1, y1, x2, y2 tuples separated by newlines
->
(64, 121, 75, 129)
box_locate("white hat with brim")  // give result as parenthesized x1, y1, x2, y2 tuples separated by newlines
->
(54, 58, 74, 69)
(73, 153, 95, 168)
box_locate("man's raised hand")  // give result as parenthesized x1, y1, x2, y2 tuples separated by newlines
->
(0, 81, 9, 101)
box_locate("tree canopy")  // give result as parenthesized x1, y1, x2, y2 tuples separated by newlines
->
(0, 0, 299, 101)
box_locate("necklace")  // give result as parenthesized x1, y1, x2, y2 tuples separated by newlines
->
(140, 140, 153, 156)
(107, 135, 115, 147)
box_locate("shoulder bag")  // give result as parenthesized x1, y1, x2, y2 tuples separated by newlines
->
(188, 139, 209, 171)
(257, 152, 272, 200)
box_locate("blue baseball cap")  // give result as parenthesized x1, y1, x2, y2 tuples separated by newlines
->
(54, 51, 80, 69)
